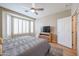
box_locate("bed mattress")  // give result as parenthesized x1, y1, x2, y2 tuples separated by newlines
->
(2, 36, 50, 56)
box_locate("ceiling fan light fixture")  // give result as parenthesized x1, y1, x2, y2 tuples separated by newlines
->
(30, 9, 35, 12)
(25, 3, 44, 15)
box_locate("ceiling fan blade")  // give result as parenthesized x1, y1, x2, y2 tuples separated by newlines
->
(34, 12, 38, 15)
(25, 10, 29, 12)
(31, 8, 35, 10)
(36, 8, 44, 11)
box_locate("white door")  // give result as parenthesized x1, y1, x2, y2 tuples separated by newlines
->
(64, 17, 72, 48)
(57, 16, 72, 48)
(57, 18, 65, 45)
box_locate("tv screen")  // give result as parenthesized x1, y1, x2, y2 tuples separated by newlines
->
(42, 26, 50, 33)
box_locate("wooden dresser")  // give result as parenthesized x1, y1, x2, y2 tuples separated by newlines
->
(0, 37, 3, 56)
(39, 32, 52, 42)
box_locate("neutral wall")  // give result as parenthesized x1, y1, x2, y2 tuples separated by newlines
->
(71, 4, 79, 16)
(35, 9, 71, 38)
(0, 8, 2, 38)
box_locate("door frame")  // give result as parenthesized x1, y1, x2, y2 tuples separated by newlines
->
(72, 15, 77, 50)
(72, 15, 77, 56)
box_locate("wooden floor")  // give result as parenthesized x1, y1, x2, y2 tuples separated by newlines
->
(50, 43, 77, 56)
(0, 45, 2, 55)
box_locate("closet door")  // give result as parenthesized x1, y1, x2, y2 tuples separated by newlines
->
(57, 18, 65, 45)
(64, 17, 72, 48)
(57, 16, 72, 48)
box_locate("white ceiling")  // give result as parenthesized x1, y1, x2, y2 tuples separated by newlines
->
(0, 3, 72, 18)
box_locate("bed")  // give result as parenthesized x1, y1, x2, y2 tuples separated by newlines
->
(2, 36, 50, 56)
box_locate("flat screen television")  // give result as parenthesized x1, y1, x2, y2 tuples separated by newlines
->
(41, 26, 50, 33)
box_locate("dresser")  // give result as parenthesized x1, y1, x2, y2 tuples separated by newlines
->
(39, 32, 52, 42)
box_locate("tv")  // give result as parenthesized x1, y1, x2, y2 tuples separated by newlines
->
(41, 26, 50, 33)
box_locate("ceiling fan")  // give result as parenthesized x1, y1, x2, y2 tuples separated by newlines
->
(25, 3, 44, 15)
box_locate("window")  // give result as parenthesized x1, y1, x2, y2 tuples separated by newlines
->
(30, 21, 34, 33)
(18, 19, 23, 33)
(7, 15, 11, 36)
(13, 18, 19, 34)
(23, 20, 26, 33)
(25, 21, 29, 33)
(6, 14, 35, 36)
